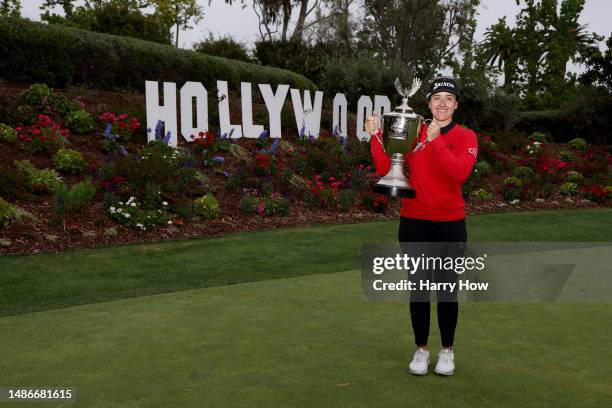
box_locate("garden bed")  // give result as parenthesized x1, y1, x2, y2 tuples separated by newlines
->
(0, 81, 610, 255)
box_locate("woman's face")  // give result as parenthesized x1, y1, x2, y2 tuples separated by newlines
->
(428, 92, 458, 123)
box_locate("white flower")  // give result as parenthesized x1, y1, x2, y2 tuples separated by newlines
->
(136, 223, 143, 228)
(110, 206, 116, 212)
(162, 201, 168, 206)
(168, 220, 173, 225)
(124, 213, 131, 218)
(131, 203, 136, 207)
(510, 199, 520, 204)
(117, 208, 123, 213)
(118, 202, 123, 205)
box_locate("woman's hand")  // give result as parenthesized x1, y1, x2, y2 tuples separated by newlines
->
(364, 114, 379, 136)
(426, 120, 441, 142)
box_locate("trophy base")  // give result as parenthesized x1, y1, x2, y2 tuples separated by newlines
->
(373, 184, 416, 198)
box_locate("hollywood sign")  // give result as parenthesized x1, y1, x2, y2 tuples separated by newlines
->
(145, 80, 392, 147)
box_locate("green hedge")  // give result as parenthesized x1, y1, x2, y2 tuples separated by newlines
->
(0, 17, 316, 92)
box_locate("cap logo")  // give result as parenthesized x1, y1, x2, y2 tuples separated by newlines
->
(433, 82, 455, 89)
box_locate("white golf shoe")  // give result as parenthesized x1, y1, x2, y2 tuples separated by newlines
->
(434, 348, 455, 376)
(408, 348, 430, 375)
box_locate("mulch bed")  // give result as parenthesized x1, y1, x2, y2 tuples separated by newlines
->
(1, 194, 606, 256)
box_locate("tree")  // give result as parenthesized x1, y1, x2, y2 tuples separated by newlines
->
(477, 17, 519, 92)
(579, 33, 612, 92)
(151, 0, 204, 47)
(434, 0, 480, 73)
(0, 0, 21, 17)
(477, 0, 600, 108)
(361, 0, 446, 78)
(40, 1, 172, 45)
(538, 0, 601, 99)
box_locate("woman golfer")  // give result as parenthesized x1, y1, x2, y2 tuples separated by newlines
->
(365, 76, 478, 376)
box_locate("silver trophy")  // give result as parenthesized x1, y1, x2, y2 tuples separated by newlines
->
(372, 78, 424, 198)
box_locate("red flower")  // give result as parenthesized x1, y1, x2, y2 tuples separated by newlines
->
(99, 112, 117, 123)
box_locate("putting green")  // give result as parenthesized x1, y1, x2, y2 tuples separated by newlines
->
(1, 270, 610, 407)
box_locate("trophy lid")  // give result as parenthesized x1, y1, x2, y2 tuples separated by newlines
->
(383, 78, 423, 119)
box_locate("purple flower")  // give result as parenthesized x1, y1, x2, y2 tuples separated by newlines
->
(211, 156, 225, 164)
(154, 120, 164, 140)
(299, 126, 306, 140)
(258, 130, 268, 139)
(162, 131, 171, 145)
(333, 125, 339, 136)
(119, 145, 128, 157)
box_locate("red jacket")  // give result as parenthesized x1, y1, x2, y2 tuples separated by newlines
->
(370, 122, 478, 221)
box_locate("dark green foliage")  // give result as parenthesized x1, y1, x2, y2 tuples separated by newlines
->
(52, 178, 96, 216)
(65, 110, 95, 133)
(318, 53, 412, 107)
(53, 148, 86, 175)
(0, 17, 316, 92)
(101, 142, 204, 207)
(195, 35, 252, 63)
(254, 40, 335, 83)
(0, 165, 28, 200)
(21, 83, 53, 105)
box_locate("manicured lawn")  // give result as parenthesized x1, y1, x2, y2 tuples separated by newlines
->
(1, 208, 611, 316)
(0, 209, 611, 407)
(0, 270, 610, 407)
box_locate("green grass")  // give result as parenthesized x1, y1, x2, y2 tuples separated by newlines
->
(0, 209, 611, 407)
(1, 208, 611, 316)
(0, 271, 610, 407)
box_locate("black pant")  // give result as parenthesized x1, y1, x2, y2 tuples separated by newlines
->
(398, 216, 467, 348)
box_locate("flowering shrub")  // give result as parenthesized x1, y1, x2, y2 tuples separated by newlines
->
(472, 188, 493, 201)
(559, 182, 578, 196)
(567, 138, 587, 151)
(99, 112, 141, 142)
(0, 123, 17, 144)
(528, 132, 547, 143)
(501, 176, 523, 201)
(99, 141, 202, 207)
(16, 114, 68, 154)
(581, 185, 608, 203)
(66, 110, 95, 133)
(254, 153, 276, 176)
(108, 196, 169, 230)
(53, 148, 86, 175)
(194, 194, 221, 219)
(239, 191, 289, 216)
(305, 175, 342, 208)
(15, 160, 63, 193)
(362, 193, 388, 213)
(191, 131, 215, 154)
(524, 141, 543, 156)
(536, 157, 569, 176)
